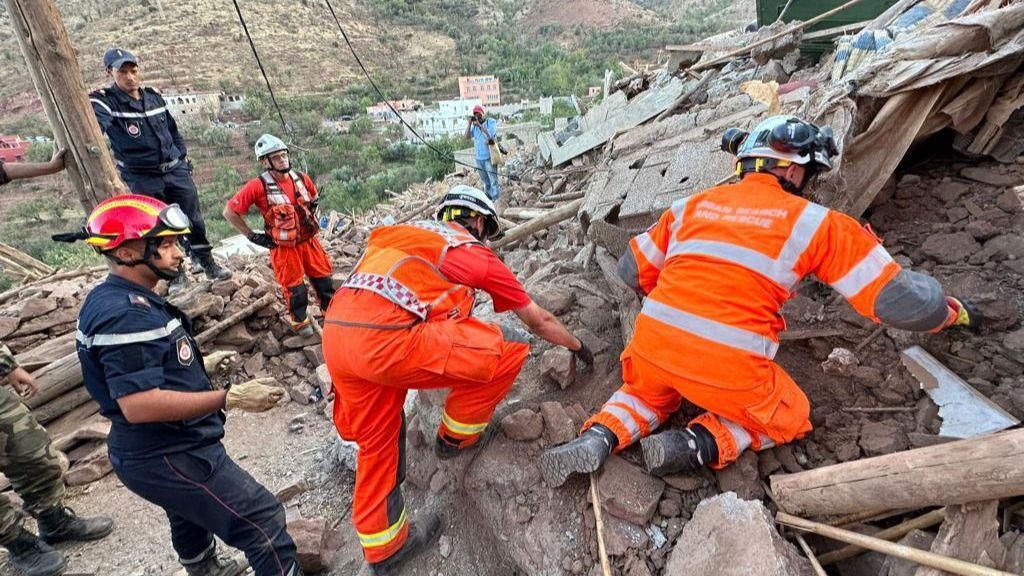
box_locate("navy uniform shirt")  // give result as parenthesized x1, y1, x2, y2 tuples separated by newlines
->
(89, 84, 187, 173)
(76, 274, 224, 459)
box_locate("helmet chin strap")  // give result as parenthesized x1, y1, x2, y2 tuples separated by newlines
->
(108, 239, 183, 280)
(272, 164, 291, 174)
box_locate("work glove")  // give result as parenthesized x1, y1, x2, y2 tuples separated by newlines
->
(945, 296, 983, 332)
(225, 380, 285, 412)
(247, 232, 277, 249)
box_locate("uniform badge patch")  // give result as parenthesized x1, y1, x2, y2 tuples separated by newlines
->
(128, 293, 151, 308)
(176, 337, 194, 366)
(126, 121, 141, 137)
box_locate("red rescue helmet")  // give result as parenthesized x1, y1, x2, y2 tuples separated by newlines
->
(82, 194, 190, 252)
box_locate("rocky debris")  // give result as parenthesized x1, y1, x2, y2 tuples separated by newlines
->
(921, 231, 981, 263)
(540, 348, 575, 389)
(603, 515, 649, 556)
(540, 401, 577, 445)
(714, 451, 763, 500)
(275, 479, 310, 503)
(935, 180, 971, 204)
(287, 517, 337, 574)
(531, 284, 575, 315)
(960, 166, 1019, 187)
(822, 347, 859, 377)
(500, 408, 544, 441)
(664, 493, 814, 576)
(597, 456, 664, 525)
(858, 420, 909, 456)
(439, 534, 453, 559)
(64, 444, 112, 487)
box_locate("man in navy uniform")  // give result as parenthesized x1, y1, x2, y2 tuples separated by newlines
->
(89, 48, 230, 286)
(59, 195, 301, 576)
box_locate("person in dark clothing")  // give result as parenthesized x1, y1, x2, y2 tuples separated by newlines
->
(59, 195, 301, 576)
(89, 47, 230, 288)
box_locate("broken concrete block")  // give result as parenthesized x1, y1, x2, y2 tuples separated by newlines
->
(215, 323, 255, 348)
(597, 455, 664, 525)
(501, 408, 544, 441)
(315, 364, 332, 389)
(259, 333, 282, 357)
(540, 348, 575, 389)
(664, 492, 814, 576)
(880, 530, 935, 576)
(935, 181, 970, 204)
(540, 401, 576, 445)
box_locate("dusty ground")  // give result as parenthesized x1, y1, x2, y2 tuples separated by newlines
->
(0, 398, 340, 576)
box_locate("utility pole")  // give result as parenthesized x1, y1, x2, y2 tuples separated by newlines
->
(5, 0, 123, 212)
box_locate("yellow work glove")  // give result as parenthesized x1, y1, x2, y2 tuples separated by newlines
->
(225, 380, 285, 412)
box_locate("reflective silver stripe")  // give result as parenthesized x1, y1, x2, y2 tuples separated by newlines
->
(831, 244, 894, 298)
(641, 298, 778, 358)
(602, 404, 642, 442)
(107, 106, 168, 119)
(77, 318, 183, 348)
(665, 202, 828, 289)
(722, 417, 753, 453)
(668, 196, 691, 238)
(634, 233, 665, 269)
(90, 98, 113, 115)
(608, 391, 660, 428)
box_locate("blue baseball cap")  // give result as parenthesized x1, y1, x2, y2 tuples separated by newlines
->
(103, 48, 138, 70)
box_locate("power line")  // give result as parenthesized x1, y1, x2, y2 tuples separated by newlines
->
(230, 0, 290, 139)
(321, 0, 504, 181)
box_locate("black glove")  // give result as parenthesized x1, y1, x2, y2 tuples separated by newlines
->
(248, 232, 276, 249)
(573, 341, 594, 367)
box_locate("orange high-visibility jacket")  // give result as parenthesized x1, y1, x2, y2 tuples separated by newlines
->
(261, 170, 319, 246)
(626, 172, 902, 388)
(341, 220, 480, 325)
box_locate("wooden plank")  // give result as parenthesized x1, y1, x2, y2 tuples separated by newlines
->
(777, 512, 1017, 576)
(818, 508, 947, 565)
(491, 199, 585, 250)
(771, 429, 1024, 517)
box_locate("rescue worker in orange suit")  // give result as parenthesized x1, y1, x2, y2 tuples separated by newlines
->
(539, 115, 981, 487)
(223, 134, 334, 337)
(322, 185, 593, 575)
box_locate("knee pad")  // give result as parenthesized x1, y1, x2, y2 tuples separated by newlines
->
(288, 284, 309, 321)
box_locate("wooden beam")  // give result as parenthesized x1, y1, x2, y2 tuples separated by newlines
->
(5, 0, 123, 211)
(195, 293, 277, 346)
(777, 512, 1016, 576)
(491, 198, 584, 250)
(771, 429, 1024, 518)
(818, 508, 947, 565)
(689, 0, 870, 73)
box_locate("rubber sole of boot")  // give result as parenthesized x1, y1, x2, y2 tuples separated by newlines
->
(538, 441, 605, 488)
(11, 554, 66, 576)
(640, 434, 669, 475)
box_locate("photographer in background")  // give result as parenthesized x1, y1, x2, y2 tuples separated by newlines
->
(463, 105, 501, 201)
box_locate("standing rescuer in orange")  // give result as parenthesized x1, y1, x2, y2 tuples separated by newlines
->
(539, 115, 982, 488)
(322, 185, 593, 575)
(223, 134, 335, 337)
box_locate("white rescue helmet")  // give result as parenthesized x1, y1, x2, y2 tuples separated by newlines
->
(723, 115, 839, 172)
(254, 134, 288, 160)
(435, 184, 500, 240)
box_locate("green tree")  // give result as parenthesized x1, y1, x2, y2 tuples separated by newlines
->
(25, 142, 54, 163)
(415, 135, 457, 180)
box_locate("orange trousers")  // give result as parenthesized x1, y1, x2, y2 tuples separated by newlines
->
(323, 304, 529, 563)
(269, 237, 334, 328)
(585, 351, 811, 468)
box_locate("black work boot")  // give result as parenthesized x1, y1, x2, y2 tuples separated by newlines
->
(432, 427, 496, 461)
(195, 253, 231, 281)
(180, 544, 244, 576)
(37, 506, 114, 544)
(641, 425, 719, 476)
(538, 424, 617, 488)
(369, 513, 442, 576)
(4, 528, 66, 576)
